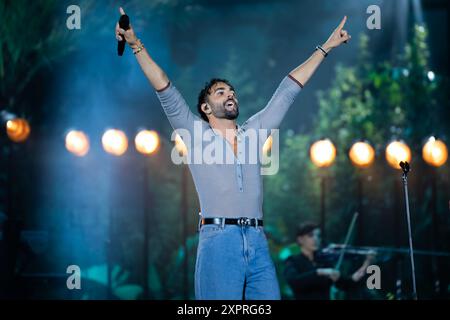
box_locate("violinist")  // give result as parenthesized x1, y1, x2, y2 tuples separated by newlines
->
(283, 222, 374, 300)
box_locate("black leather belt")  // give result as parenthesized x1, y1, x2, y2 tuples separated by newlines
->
(201, 217, 263, 227)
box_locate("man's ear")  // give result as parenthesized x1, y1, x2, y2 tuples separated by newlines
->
(201, 102, 211, 115)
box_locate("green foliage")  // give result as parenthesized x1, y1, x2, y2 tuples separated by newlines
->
(0, 0, 80, 109)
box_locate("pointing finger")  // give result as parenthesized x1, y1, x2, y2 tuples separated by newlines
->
(337, 15, 347, 30)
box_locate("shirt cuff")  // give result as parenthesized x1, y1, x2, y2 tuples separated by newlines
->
(156, 81, 171, 93)
(287, 74, 304, 89)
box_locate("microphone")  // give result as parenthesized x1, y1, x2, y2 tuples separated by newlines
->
(399, 161, 410, 175)
(118, 14, 130, 56)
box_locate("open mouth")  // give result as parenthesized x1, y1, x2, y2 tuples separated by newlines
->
(225, 100, 236, 111)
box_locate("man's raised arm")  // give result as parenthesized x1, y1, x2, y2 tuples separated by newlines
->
(247, 16, 351, 133)
(115, 7, 199, 133)
(115, 7, 169, 91)
(289, 16, 351, 86)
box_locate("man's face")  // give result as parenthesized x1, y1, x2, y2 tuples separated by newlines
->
(205, 82, 239, 120)
(298, 228, 322, 252)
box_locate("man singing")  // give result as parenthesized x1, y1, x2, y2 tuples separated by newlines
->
(115, 7, 351, 300)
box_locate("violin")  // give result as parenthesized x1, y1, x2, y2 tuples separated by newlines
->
(314, 212, 450, 267)
(315, 243, 450, 265)
(315, 244, 376, 265)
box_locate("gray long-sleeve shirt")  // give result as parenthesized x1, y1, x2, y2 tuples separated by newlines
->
(156, 75, 302, 219)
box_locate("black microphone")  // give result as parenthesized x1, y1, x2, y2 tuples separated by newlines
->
(118, 14, 130, 56)
(399, 161, 410, 174)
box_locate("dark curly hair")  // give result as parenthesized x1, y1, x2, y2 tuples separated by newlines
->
(197, 78, 234, 122)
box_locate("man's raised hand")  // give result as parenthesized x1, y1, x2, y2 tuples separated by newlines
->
(115, 7, 138, 46)
(323, 16, 351, 51)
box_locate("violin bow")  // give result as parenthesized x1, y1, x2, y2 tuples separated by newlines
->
(329, 212, 359, 300)
(334, 212, 359, 271)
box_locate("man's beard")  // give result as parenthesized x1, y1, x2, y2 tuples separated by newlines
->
(213, 100, 239, 120)
(224, 108, 239, 120)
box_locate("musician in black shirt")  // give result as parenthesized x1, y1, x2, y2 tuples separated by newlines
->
(284, 222, 374, 300)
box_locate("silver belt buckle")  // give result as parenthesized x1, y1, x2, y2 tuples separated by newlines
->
(238, 217, 251, 226)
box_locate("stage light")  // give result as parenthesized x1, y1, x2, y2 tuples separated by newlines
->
(427, 71, 435, 82)
(135, 130, 160, 155)
(6, 118, 30, 143)
(349, 141, 375, 168)
(385, 140, 411, 169)
(422, 137, 447, 167)
(102, 129, 128, 156)
(174, 134, 188, 157)
(65, 130, 89, 157)
(310, 139, 336, 168)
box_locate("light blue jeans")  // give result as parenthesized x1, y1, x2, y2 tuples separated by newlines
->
(194, 224, 281, 300)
